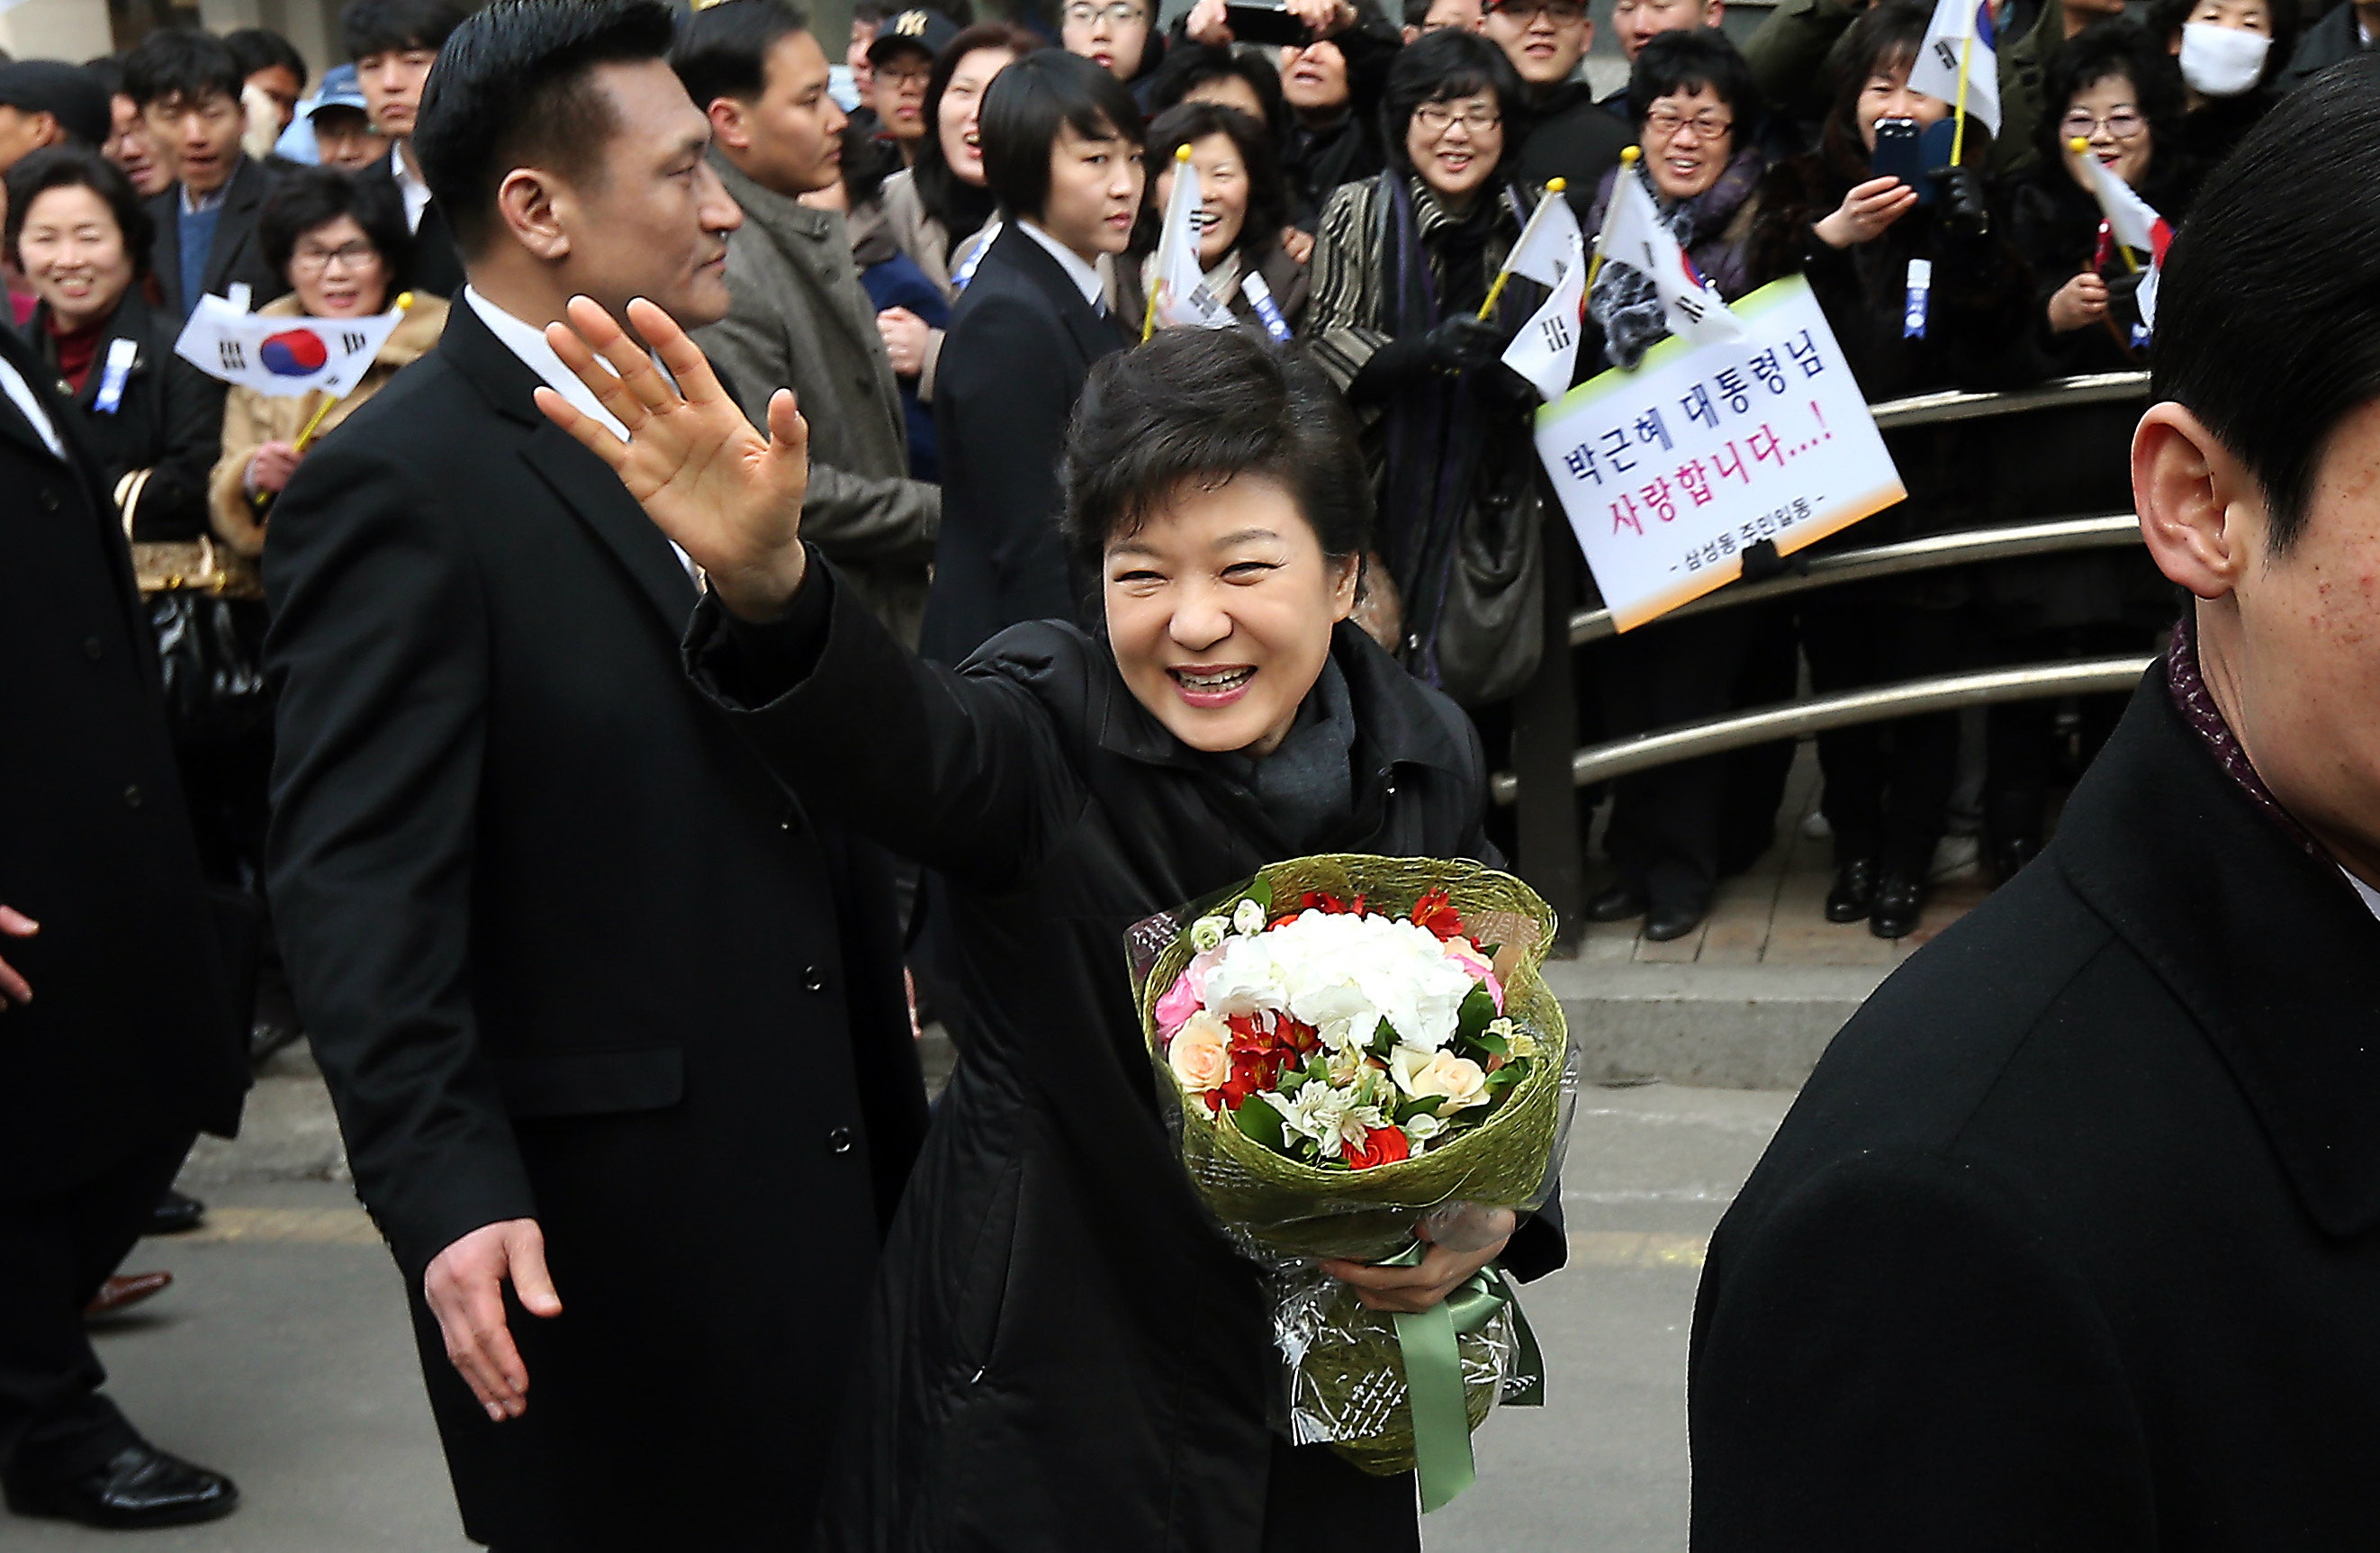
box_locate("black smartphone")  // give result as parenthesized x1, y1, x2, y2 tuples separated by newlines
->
(1870, 116, 1929, 201)
(1224, 2, 1313, 44)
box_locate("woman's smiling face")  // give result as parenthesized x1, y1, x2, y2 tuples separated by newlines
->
(1104, 474, 1359, 757)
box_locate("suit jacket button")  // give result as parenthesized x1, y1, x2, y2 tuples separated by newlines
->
(826, 1126, 855, 1155)
(84, 637, 104, 660)
(802, 965, 828, 993)
(123, 783, 143, 808)
(40, 488, 60, 513)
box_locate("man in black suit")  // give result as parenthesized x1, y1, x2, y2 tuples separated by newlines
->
(121, 31, 284, 321)
(263, 3, 927, 1548)
(0, 299, 247, 1531)
(342, 0, 470, 300)
(920, 49, 1141, 664)
(1690, 63, 2380, 1548)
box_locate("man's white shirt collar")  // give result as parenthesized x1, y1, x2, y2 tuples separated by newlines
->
(0, 353, 65, 459)
(1016, 221, 1104, 311)
(392, 142, 432, 234)
(2346, 868, 2380, 924)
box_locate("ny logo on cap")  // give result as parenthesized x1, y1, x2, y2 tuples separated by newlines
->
(894, 10, 932, 33)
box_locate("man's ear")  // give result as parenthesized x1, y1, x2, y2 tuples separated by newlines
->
(2133, 402, 2264, 601)
(707, 95, 753, 155)
(495, 166, 572, 263)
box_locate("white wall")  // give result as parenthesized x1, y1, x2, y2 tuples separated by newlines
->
(0, 0, 119, 64)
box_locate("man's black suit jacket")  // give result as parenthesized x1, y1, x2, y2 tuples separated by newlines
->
(147, 155, 288, 320)
(262, 298, 928, 1549)
(352, 152, 465, 300)
(919, 222, 1125, 664)
(1691, 662, 2380, 1548)
(0, 324, 242, 1193)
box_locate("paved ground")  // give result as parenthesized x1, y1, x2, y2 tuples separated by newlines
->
(17, 1072, 1796, 1551)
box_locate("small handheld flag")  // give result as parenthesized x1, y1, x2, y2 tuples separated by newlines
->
(176, 291, 407, 401)
(1143, 145, 1236, 342)
(1501, 242, 1587, 401)
(1479, 177, 1565, 321)
(1908, 0, 1998, 163)
(1598, 158, 1746, 349)
(2067, 138, 2173, 267)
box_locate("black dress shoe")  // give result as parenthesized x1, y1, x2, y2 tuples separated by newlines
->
(1644, 902, 1706, 943)
(1870, 874, 1925, 940)
(148, 1189, 204, 1236)
(1585, 881, 1649, 923)
(1824, 859, 1877, 924)
(5, 1444, 239, 1529)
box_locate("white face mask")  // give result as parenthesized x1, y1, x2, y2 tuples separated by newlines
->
(2179, 20, 2272, 98)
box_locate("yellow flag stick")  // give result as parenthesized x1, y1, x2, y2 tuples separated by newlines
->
(1478, 176, 1566, 321)
(2068, 140, 2142, 273)
(1141, 147, 1193, 345)
(1581, 149, 1638, 295)
(1950, 29, 1974, 169)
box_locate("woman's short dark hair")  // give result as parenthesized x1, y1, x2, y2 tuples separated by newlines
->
(2040, 20, 2186, 176)
(1144, 42, 1290, 146)
(1379, 29, 1525, 183)
(2146, 0, 2297, 95)
(1143, 101, 1289, 266)
(914, 20, 1042, 234)
(2154, 55, 2380, 554)
(980, 48, 1143, 221)
(1064, 330, 1372, 577)
(671, 0, 811, 112)
(1626, 27, 1758, 140)
(259, 165, 415, 293)
(121, 28, 245, 111)
(225, 26, 308, 91)
(414, 0, 679, 257)
(342, 0, 473, 60)
(5, 145, 152, 280)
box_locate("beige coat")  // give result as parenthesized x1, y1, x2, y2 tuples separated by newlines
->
(209, 291, 450, 556)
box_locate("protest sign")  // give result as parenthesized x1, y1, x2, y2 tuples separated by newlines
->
(1534, 275, 1904, 631)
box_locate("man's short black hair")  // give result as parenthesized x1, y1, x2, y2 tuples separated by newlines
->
(1625, 27, 1757, 137)
(259, 163, 414, 293)
(980, 47, 1142, 221)
(5, 144, 153, 279)
(1380, 28, 1523, 183)
(121, 28, 244, 110)
(414, 0, 678, 257)
(672, 0, 810, 111)
(225, 26, 309, 91)
(343, 0, 473, 60)
(1065, 328, 1373, 585)
(2154, 56, 2380, 555)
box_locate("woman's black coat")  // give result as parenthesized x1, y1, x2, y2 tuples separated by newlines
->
(30, 290, 227, 543)
(689, 564, 1566, 1550)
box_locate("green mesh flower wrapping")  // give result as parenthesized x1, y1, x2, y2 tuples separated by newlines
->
(1129, 854, 1576, 1476)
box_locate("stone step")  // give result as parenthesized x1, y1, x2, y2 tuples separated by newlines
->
(1545, 959, 1889, 1091)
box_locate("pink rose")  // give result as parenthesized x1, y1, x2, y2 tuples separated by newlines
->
(1155, 969, 1203, 1038)
(1441, 939, 1506, 1014)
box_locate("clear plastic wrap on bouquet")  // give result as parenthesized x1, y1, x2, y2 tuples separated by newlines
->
(1126, 854, 1581, 1483)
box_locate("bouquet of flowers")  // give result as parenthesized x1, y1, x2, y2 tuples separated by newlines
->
(1129, 854, 1577, 1508)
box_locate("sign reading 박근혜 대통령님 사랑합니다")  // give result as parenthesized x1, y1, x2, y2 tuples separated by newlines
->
(1534, 275, 1906, 632)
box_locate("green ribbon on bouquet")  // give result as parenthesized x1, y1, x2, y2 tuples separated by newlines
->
(1382, 1244, 1545, 1512)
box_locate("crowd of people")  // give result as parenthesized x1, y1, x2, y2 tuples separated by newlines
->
(0, 0, 2374, 1541)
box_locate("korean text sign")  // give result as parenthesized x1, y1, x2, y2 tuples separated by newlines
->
(1534, 276, 1906, 631)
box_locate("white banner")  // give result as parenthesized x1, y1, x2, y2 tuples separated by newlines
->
(174, 293, 403, 400)
(1535, 276, 1905, 631)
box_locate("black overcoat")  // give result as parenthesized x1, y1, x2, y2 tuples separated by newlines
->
(918, 222, 1124, 665)
(28, 291, 229, 542)
(0, 321, 243, 1194)
(1690, 663, 2380, 1548)
(688, 571, 1567, 1550)
(262, 301, 928, 1552)
(146, 155, 288, 321)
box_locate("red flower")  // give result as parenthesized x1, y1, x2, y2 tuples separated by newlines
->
(1410, 889, 1465, 942)
(1342, 1124, 1411, 1170)
(1296, 890, 1368, 917)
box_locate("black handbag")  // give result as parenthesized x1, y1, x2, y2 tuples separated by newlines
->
(117, 467, 273, 745)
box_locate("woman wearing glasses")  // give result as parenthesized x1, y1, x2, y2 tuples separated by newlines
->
(1306, 30, 1546, 716)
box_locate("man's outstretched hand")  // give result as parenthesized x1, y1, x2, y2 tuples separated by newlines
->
(535, 295, 814, 621)
(424, 1218, 563, 1422)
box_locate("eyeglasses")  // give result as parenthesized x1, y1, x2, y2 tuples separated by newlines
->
(292, 240, 379, 273)
(1414, 103, 1501, 133)
(1062, 2, 1148, 25)
(1645, 107, 1732, 139)
(2059, 107, 2146, 140)
(1491, 0, 1589, 23)
(877, 61, 933, 86)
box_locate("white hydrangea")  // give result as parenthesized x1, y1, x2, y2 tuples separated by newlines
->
(1197, 908, 1484, 1056)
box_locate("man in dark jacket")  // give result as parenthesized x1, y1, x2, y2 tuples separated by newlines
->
(263, 4, 926, 1548)
(1691, 66, 2380, 1546)
(0, 294, 247, 1531)
(122, 30, 285, 320)
(1483, 0, 1628, 216)
(343, 0, 471, 299)
(2280, 0, 2376, 89)
(675, 0, 941, 646)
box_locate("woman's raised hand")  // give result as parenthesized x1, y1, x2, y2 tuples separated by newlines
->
(2047, 269, 2110, 333)
(535, 295, 812, 621)
(1813, 175, 1919, 249)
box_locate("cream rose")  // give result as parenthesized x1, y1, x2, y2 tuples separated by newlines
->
(1390, 1048, 1491, 1113)
(1168, 1010, 1232, 1092)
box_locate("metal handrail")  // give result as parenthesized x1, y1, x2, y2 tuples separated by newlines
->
(1568, 512, 2143, 646)
(1491, 655, 2156, 801)
(1867, 371, 2151, 430)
